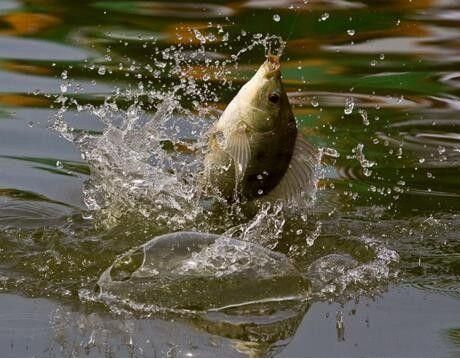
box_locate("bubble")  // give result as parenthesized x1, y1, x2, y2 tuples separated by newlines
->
(273, 14, 281, 22)
(96, 232, 310, 312)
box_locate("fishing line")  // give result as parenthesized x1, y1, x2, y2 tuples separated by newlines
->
(287, 8, 301, 43)
(277, 5, 303, 57)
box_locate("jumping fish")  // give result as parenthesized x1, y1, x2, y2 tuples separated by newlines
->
(202, 55, 318, 203)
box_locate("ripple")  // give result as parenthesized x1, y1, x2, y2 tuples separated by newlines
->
(440, 73, 460, 89)
(93, 1, 234, 18)
(323, 25, 460, 60)
(0, 69, 112, 94)
(242, 0, 365, 10)
(412, 280, 460, 299)
(0, 0, 19, 12)
(289, 91, 431, 109)
(0, 196, 74, 228)
(0, 36, 94, 61)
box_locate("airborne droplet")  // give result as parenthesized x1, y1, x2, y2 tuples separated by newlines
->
(98, 66, 106, 75)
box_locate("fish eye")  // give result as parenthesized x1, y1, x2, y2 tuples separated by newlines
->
(268, 92, 280, 104)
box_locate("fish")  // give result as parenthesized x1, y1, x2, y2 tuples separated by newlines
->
(202, 55, 319, 203)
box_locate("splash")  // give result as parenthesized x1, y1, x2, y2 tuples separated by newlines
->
(51, 29, 290, 231)
(47, 26, 399, 306)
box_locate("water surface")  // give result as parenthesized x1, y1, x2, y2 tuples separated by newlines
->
(0, 0, 459, 356)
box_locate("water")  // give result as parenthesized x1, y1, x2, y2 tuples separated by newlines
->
(0, 0, 459, 356)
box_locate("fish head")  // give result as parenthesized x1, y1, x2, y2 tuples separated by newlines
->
(217, 55, 294, 133)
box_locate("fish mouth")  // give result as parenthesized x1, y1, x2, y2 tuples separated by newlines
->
(265, 54, 281, 77)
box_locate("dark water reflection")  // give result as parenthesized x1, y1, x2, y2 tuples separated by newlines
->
(0, 0, 460, 356)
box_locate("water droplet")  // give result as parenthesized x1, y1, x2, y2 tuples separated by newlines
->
(82, 212, 93, 220)
(379, 53, 385, 60)
(321, 147, 340, 158)
(320, 12, 329, 21)
(347, 29, 355, 36)
(311, 97, 319, 107)
(98, 66, 106, 75)
(358, 109, 369, 126)
(60, 84, 68, 93)
(61, 70, 68, 80)
(370, 60, 377, 67)
(273, 14, 281, 22)
(344, 97, 354, 115)
(419, 158, 425, 164)
(56, 160, 64, 169)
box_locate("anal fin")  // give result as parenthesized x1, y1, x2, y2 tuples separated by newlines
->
(267, 133, 319, 204)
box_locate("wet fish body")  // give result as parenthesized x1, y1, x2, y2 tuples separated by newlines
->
(202, 55, 318, 203)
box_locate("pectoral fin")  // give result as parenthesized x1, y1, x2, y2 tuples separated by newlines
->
(223, 124, 251, 181)
(267, 133, 319, 203)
